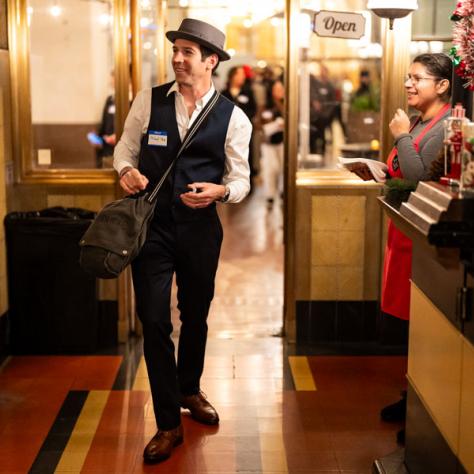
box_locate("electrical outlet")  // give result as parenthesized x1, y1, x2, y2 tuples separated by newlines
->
(38, 149, 52, 166)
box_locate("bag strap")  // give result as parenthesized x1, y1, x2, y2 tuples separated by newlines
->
(146, 89, 221, 203)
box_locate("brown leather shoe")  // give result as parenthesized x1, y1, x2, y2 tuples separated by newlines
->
(181, 391, 219, 425)
(143, 424, 183, 464)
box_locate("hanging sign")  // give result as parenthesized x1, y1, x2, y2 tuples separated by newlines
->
(313, 11, 366, 39)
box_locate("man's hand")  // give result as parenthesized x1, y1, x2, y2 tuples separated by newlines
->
(180, 183, 226, 209)
(119, 168, 149, 195)
(389, 109, 410, 139)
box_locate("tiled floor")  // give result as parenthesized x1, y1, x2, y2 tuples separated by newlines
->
(0, 188, 406, 473)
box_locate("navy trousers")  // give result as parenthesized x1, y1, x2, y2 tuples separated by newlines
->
(132, 212, 223, 430)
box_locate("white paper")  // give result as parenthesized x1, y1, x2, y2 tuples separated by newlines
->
(338, 156, 388, 183)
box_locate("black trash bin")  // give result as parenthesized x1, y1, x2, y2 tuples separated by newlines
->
(4, 207, 100, 354)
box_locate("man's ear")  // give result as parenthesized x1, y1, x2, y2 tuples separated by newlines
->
(207, 53, 218, 71)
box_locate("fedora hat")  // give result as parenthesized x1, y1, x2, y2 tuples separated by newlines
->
(166, 18, 230, 61)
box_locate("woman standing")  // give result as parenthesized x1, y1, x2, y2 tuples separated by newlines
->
(349, 53, 452, 437)
(380, 53, 452, 437)
(260, 79, 285, 209)
(222, 66, 257, 177)
(221, 66, 257, 122)
(382, 53, 452, 322)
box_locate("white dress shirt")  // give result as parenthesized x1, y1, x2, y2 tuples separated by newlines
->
(113, 82, 252, 203)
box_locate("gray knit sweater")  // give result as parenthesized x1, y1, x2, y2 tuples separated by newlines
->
(393, 107, 451, 181)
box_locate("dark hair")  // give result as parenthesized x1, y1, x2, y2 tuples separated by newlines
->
(225, 66, 242, 89)
(199, 45, 220, 72)
(413, 53, 453, 99)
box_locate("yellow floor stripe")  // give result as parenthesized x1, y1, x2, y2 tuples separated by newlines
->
(132, 357, 151, 391)
(288, 356, 317, 391)
(259, 430, 289, 472)
(54, 390, 110, 473)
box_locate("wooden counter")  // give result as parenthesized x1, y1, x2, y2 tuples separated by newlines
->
(295, 169, 384, 349)
(377, 184, 474, 474)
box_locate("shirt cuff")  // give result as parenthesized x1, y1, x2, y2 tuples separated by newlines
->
(119, 166, 133, 178)
(114, 160, 135, 176)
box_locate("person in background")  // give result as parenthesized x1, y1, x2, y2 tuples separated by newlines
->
(96, 94, 116, 167)
(350, 69, 380, 112)
(221, 66, 257, 122)
(309, 64, 337, 155)
(90, 71, 116, 168)
(260, 78, 284, 210)
(353, 53, 452, 444)
(113, 18, 252, 464)
(222, 65, 258, 178)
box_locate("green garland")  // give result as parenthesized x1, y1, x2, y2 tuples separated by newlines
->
(383, 178, 417, 209)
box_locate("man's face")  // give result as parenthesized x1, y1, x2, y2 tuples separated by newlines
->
(172, 38, 216, 87)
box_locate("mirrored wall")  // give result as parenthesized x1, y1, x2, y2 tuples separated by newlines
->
(28, 0, 115, 169)
(295, 0, 383, 171)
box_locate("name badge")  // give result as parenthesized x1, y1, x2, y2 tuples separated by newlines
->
(148, 130, 167, 147)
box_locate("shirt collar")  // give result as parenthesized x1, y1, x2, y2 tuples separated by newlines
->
(167, 81, 216, 108)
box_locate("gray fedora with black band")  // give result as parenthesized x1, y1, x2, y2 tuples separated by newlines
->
(166, 18, 230, 61)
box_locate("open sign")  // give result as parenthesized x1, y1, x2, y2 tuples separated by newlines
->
(313, 11, 366, 40)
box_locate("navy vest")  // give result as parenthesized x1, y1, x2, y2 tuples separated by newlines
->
(138, 82, 234, 222)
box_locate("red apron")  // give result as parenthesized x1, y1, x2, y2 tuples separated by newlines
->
(381, 103, 450, 320)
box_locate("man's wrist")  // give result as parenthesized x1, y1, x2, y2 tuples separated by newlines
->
(219, 184, 230, 203)
(119, 166, 133, 178)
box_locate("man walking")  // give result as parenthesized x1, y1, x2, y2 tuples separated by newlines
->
(113, 18, 251, 464)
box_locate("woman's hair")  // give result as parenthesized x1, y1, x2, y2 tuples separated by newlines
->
(413, 53, 453, 99)
(226, 66, 242, 89)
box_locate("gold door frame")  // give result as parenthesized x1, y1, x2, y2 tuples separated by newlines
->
(283, 0, 299, 342)
(282, 3, 414, 343)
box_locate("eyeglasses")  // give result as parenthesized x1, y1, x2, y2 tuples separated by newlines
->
(405, 74, 440, 85)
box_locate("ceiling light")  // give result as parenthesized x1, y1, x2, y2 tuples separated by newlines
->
(270, 17, 282, 27)
(50, 5, 62, 17)
(243, 19, 253, 28)
(99, 14, 111, 26)
(367, 0, 418, 30)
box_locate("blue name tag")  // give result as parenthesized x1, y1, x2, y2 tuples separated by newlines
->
(148, 130, 167, 147)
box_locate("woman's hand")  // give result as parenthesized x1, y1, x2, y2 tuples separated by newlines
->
(389, 109, 410, 139)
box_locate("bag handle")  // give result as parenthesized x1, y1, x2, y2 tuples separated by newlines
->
(146, 89, 221, 203)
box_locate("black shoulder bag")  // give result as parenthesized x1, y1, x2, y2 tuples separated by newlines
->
(79, 91, 220, 279)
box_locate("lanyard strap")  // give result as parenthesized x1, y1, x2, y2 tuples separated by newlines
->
(410, 102, 450, 147)
(146, 90, 221, 204)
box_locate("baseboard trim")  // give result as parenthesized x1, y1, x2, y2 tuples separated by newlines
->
(296, 300, 408, 354)
(0, 312, 8, 363)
